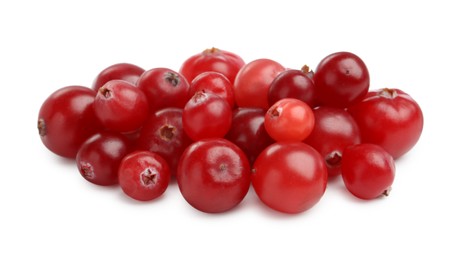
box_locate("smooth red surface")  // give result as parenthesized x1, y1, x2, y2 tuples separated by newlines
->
(76, 132, 130, 186)
(268, 68, 316, 107)
(38, 86, 102, 158)
(137, 108, 192, 177)
(264, 98, 315, 142)
(304, 106, 361, 177)
(341, 144, 395, 200)
(137, 67, 190, 113)
(252, 142, 328, 214)
(180, 47, 245, 85)
(92, 63, 144, 91)
(94, 80, 150, 133)
(347, 88, 424, 158)
(233, 59, 285, 109)
(189, 71, 235, 108)
(177, 138, 251, 213)
(182, 91, 232, 141)
(314, 52, 369, 108)
(225, 108, 274, 164)
(118, 151, 170, 201)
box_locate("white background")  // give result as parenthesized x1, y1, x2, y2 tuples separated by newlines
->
(1, 0, 462, 259)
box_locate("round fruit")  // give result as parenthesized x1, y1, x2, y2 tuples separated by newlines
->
(37, 86, 102, 158)
(341, 143, 395, 200)
(189, 71, 235, 108)
(314, 52, 369, 108)
(177, 138, 251, 213)
(233, 58, 285, 109)
(92, 63, 144, 91)
(347, 88, 424, 158)
(268, 66, 316, 107)
(252, 142, 328, 214)
(118, 151, 170, 201)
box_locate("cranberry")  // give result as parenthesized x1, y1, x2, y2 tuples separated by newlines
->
(177, 138, 251, 213)
(38, 86, 102, 158)
(189, 71, 235, 108)
(92, 63, 144, 91)
(137, 68, 190, 113)
(137, 108, 192, 177)
(76, 132, 130, 186)
(94, 80, 150, 133)
(304, 106, 361, 177)
(225, 108, 274, 164)
(180, 47, 245, 84)
(118, 151, 170, 201)
(314, 52, 369, 108)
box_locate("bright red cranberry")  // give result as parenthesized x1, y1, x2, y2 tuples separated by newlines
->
(92, 63, 144, 91)
(38, 86, 102, 158)
(341, 143, 395, 200)
(264, 98, 315, 142)
(314, 52, 369, 108)
(94, 80, 149, 133)
(118, 151, 170, 201)
(252, 142, 328, 214)
(234, 58, 285, 109)
(304, 106, 361, 177)
(268, 66, 316, 107)
(182, 91, 232, 141)
(225, 108, 274, 164)
(137, 108, 192, 177)
(179, 47, 245, 85)
(347, 88, 424, 158)
(76, 132, 130, 186)
(189, 71, 235, 108)
(177, 138, 251, 213)
(137, 68, 190, 113)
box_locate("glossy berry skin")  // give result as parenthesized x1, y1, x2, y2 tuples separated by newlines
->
(304, 106, 361, 177)
(347, 88, 424, 158)
(225, 108, 274, 164)
(38, 86, 102, 158)
(137, 108, 192, 177)
(76, 132, 130, 186)
(177, 138, 251, 213)
(252, 142, 328, 214)
(234, 59, 285, 109)
(92, 63, 144, 91)
(118, 151, 170, 201)
(189, 71, 235, 108)
(137, 68, 190, 113)
(94, 80, 150, 133)
(182, 91, 232, 141)
(314, 52, 369, 108)
(341, 143, 395, 200)
(264, 98, 315, 142)
(179, 47, 245, 85)
(268, 67, 316, 107)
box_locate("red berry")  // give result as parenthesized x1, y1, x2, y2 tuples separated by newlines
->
(76, 132, 130, 186)
(177, 138, 251, 213)
(252, 142, 328, 214)
(92, 63, 144, 91)
(182, 91, 232, 141)
(304, 106, 361, 177)
(118, 151, 170, 201)
(314, 52, 369, 108)
(268, 66, 316, 107)
(347, 88, 424, 158)
(180, 47, 245, 84)
(264, 98, 315, 142)
(137, 108, 192, 177)
(94, 80, 150, 133)
(137, 68, 190, 113)
(38, 86, 102, 158)
(341, 143, 395, 200)
(189, 71, 235, 108)
(234, 58, 285, 109)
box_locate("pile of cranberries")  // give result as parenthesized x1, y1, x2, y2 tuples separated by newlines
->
(37, 48, 424, 214)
